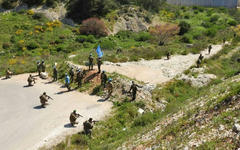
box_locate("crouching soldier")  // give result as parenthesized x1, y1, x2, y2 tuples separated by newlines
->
(83, 118, 94, 136)
(40, 92, 52, 108)
(28, 74, 36, 86)
(70, 110, 83, 126)
(5, 68, 13, 79)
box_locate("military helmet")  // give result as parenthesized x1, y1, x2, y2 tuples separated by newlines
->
(108, 78, 112, 82)
(73, 110, 76, 113)
(102, 70, 105, 73)
(43, 92, 46, 95)
(89, 118, 93, 122)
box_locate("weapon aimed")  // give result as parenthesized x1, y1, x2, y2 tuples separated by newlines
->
(48, 96, 54, 100)
(93, 120, 99, 123)
(76, 114, 84, 118)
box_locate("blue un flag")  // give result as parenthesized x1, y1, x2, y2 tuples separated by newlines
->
(96, 45, 103, 58)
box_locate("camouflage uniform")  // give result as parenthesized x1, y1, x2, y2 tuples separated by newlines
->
(53, 67, 58, 81)
(129, 81, 141, 101)
(40, 61, 46, 72)
(28, 75, 35, 86)
(101, 71, 107, 88)
(40, 93, 49, 107)
(167, 52, 171, 60)
(76, 70, 84, 88)
(83, 118, 93, 136)
(5, 68, 12, 79)
(208, 45, 212, 54)
(97, 58, 102, 73)
(88, 55, 94, 70)
(106, 80, 113, 99)
(69, 68, 74, 83)
(70, 111, 79, 126)
(37, 62, 41, 75)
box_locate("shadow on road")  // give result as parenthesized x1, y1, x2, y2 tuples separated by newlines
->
(97, 98, 107, 102)
(23, 85, 33, 88)
(1, 77, 8, 80)
(33, 105, 43, 109)
(56, 90, 72, 95)
(64, 123, 76, 128)
(44, 80, 55, 84)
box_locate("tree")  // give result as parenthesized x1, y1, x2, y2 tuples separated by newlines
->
(80, 18, 108, 37)
(149, 23, 179, 46)
(179, 21, 191, 35)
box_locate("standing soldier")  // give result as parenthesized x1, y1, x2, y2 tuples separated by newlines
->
(97, 57, 102, 73)
(39, 92, 52, 108)
(76, 69, 84, 88)
(223, 37, 226, 44)
(70, 110, 83, 126)
(208, 45, 212, 54)
(166, 52, 171, 60)
(5, 68, 13, 79)
(28, 74, 36, 86)
(88, 53, 94, 70)
(40, 60, 46, 72)
(129, 81, 142, 101)
(198, 54, 204, 62)
(101, 71, 107, 88)
(69, 67, 75, 83)
(65, 73, 71, 91)
(37, 61, 41, 76)
(53, 65, 58, 81)
(196, 59, 201, 68)
(83, 118, 94, 136)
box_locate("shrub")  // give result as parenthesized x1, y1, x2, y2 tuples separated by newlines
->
(32, 13, 45, 20)
(22, 0, 44, 6)
(80, 18, 107, 37)
(149, 23, 179, 45)
(228, 20, 237, 26)
(115, 31, 135, 39)
(100, 38, 116, 50)
(27, 41, 39, 50)
(2, 43, 11, 49)
(210, 14, 220, 22)
(135, 32, 151, 41)
(76, 35, 96, 43)
(201, 21, 212, 28)
(133, 112, 156, 127)
(181, 34, 193, 43)
(206, 28, 217, 37)
(179, 21, 191, 35)
(1, 0, 18, 9)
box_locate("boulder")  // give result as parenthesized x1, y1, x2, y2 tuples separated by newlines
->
(233, 123, 240, 133)
(40, 72, 48, 79)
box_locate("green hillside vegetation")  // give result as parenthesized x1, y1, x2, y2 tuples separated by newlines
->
(0, 2, 240, 149)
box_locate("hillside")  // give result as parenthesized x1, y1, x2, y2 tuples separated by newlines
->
(0, 1, 240, 150)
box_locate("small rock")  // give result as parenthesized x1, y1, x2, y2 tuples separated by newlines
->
(219, 124, 225, 131)
(68, 55, 76, 58)
(233, 123, 240, 133)
(138, 108, 144, 114)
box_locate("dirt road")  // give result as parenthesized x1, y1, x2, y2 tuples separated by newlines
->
(69, 43, 225, 84)
(0, 74, 112, 150)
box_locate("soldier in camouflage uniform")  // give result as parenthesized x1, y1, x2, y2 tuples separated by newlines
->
(28, 74, 36, 86)
(129, 81, 142, 101)
(40, 60, 46, 72)
(106, 78, 113, 100)
(53, 66, 58, 81)
(88, 53, 94, 70)
(208, 45, 212, 54)
(39, 92, 52, 108)
(101, 71, 107, 88)
(97, 57, 102, 73)
(76, 69, 84, 88)
(69, 67, 75, 83)
(5, 68, 13, 79)
(37, 61, 41, 75)
(70, 110, 82, 126)
(83, 118, 94, 136)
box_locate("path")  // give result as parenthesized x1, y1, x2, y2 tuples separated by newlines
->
(0, 74, 112, 150)
(69, 43, 225, 84)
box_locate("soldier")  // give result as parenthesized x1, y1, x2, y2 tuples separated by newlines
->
(76, 69, 84, 88)
(69, 67, 74, 83)
(97, 57, 102, 73)
(106, 78, 113, 100)
(223, 37, 226, 44)
(28, 74, 36, 86)
(65, 73, 71, 91)
(70, 110, 83, 126)
(37, 61, 41, 75)
(53, 65, 58, 81)
(83, 118, 94, 136)
(166, 52, 171, 60)
(5, 68, 13, 79)
(198, 54, 204, 62)
(208, 45, 212, 54)
(40, 60, 46, 72)
(88, 53, 94, 70)
(129, 81, 142, 101)
(39, 92, 52, 108)
(196, 59, 201, 68)
(101, 71, 107, 88)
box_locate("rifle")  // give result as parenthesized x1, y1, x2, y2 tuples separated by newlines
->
(48, 96, 54, 100)
(93, 120, 99, 123)
(76, 114, 84, 118)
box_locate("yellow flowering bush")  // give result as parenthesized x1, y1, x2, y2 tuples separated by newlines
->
(34, 25, 44, 32)
(27, 10, 35, 15)
(15, 29, 23, 35)
(8, 58, 17, 65)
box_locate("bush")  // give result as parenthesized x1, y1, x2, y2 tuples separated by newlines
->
(228, 20, 237, 26)
(100, 38, 116, 50)
(80, 18, 107, 37)
(27, 41, 39, 50)
(32, 13, 45, 20)
(135, 32, 151, 41)
(210, 14, 220, 22)
(133, 112, 156, 127)
(206, 28, 217, 37)
(1, 0, 18, 9)
(179, 21, 191, 35)
(181, 34, 193, 43)
(2, 43, 11, 49)
(115, 31, 135, 39)
(76, 35, 96, 43)
(22, 0, 44, 6)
